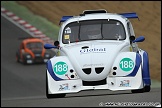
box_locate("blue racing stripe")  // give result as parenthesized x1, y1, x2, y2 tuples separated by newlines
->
(46, 60, 63, 81)
(127, 53, 141, 76)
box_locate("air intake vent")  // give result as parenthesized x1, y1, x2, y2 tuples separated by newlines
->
(95, 67, 104, 74)
(80, 9, 107, 16)
(32, 50, 42, 54)
(82, 68, 91, 74)
(82, 78, 107, 86)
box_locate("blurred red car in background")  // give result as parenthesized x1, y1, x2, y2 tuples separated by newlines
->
(16, 37, 51, 64)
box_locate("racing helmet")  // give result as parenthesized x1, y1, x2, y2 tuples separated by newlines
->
(86, 26, 102, 39)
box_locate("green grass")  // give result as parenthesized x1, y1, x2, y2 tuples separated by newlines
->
(151, 79, 161, 88)
(1, 1, 59, 40)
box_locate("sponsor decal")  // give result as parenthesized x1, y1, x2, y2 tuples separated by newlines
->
(119, 58, 134, 71)
(64, 35, 70, 39)
(59, 83, 70, 91)
(129, 46, 133, 52)
(119, 80, 130, 87)
(80, 47, 106, 54)
(65, 27, 71, 34)
(56, 50, 60, 56)
(53, 61, 68, 75)
(65, 74, 70, 80)
(83, 63, 104, 67)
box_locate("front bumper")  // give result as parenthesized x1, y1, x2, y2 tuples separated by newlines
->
(26, 56, 49, 64)
(47, 67, 144, 94)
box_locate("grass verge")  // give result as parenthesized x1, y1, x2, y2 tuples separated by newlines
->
(1, 1, 59, 40)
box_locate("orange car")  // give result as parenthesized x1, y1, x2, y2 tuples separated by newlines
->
(16, 37, 51, 64)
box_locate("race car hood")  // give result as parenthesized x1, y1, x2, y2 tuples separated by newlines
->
(26, 48, 44, 58)
(61, 41, 129, 81)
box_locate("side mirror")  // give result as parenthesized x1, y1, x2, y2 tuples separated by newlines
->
(54, 41, 59, 46)
(44, 43, 58, 49)
(130, 36, 135, 41)
(133, 36, 145, 43)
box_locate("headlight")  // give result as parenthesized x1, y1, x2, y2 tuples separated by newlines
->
(26, 55, 31, 58)
(45, 54, 50, 58)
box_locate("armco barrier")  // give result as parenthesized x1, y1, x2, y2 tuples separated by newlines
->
(1, 7, 54, 45)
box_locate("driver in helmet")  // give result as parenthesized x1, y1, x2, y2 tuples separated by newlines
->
(86, 26, 102, 39)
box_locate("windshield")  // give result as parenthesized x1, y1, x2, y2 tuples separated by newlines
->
(62, 19, 126, 44)
(26, 42, 43, 50)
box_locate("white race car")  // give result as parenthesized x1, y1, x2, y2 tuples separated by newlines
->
(44, 9, 151, 98)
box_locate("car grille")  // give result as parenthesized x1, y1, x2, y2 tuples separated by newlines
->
(32, 50, 42, 54)
(95, 67, 104, 74)
(34, 56, 43, 62)
(82, 78, 107, 86)
(82, 67, 104, 75)
(82, 68, 91, 74)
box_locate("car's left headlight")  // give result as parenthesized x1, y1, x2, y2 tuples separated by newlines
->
(26, 55, 31, 58)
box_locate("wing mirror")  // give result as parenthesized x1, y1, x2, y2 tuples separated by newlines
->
(44, 43, 58, 49)
(54, 41, 59, 46)
(130, 36, 135, 41)
(44, 41, 60, 49)
(133, 36, 145, 43)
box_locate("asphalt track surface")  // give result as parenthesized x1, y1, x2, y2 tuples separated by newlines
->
(1, 15, 161, 107)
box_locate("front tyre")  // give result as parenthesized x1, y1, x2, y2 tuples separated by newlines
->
(22, 54, 27, 65)
(131, 88, 144, 93)
(46, 71, 66, 98)
(143, 85, 151, 92)
(16, 54, 20, 62)
(131, 85, 151, 93)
